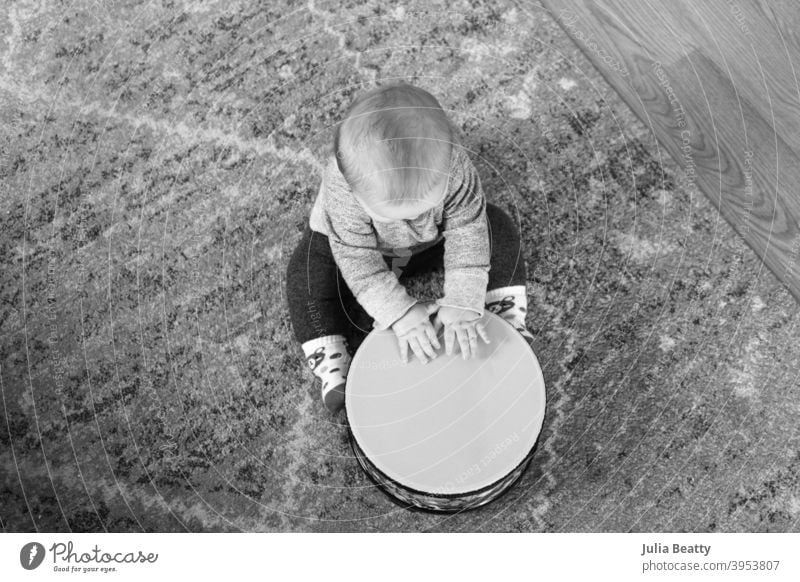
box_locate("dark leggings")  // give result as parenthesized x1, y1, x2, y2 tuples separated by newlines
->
(285, 203, 526, 350)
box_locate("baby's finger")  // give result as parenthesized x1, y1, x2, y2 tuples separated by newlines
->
(432, 316, 443, 340)
(424, 322, 441, 350)
(418, 331, 438, 360)
(444, 325, 456, 356)
(456, 327, 471, 360)
(398, 336, 409, 364)
(467, 326, 479, 356)
(476, 322, 491, 344)
(408, 336, 429, 364)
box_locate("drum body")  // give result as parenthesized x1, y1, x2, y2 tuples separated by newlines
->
(344, 311, 547, 512)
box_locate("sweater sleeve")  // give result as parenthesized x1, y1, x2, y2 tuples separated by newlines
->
(437, 147, 491, 317)
(321, 165, 418, 331)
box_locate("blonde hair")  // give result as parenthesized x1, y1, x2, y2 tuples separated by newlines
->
(334, 83, 455, 206)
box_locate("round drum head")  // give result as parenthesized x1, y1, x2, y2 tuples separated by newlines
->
(345, 311, 546, 508)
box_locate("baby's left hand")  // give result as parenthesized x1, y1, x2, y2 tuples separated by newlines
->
(433, 306, 491, 360)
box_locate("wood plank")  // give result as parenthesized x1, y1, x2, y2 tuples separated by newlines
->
(672, 1, 800, 157)
(542, 0, 800, 302)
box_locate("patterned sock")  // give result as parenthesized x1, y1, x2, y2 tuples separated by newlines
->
(302, 335, 352, 413)
(485, 285, 534, 345)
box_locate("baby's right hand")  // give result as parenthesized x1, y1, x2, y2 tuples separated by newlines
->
(391, 303, 442, 364)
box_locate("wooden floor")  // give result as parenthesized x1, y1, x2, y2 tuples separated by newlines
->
(542, 0, 800, 302)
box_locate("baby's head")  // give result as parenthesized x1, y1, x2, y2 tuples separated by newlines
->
(334, 83, 455, 222)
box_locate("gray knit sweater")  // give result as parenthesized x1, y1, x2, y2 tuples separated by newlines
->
(309, 144, 490, 330)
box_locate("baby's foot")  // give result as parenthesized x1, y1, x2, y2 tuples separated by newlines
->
(485, 286, 535, 349)
(515, 326, 535, 350)
(302, 335, 352, 414)
(321, 380, 346, 414)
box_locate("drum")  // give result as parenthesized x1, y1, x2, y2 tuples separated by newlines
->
(344, 310, 547, 512)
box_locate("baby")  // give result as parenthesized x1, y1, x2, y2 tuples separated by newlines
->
(286, 83, 533, 413)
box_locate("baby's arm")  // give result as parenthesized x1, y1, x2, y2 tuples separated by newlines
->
(439, 147, 491, 316)
(437, 147, 492, 357)
(321, 167, 417, 331)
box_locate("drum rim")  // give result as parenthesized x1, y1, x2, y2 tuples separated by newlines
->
(347, 412, 541, 501)
(345, 312, 547, 495)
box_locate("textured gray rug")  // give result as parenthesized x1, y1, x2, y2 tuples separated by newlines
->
(1, 0, 798, 532)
